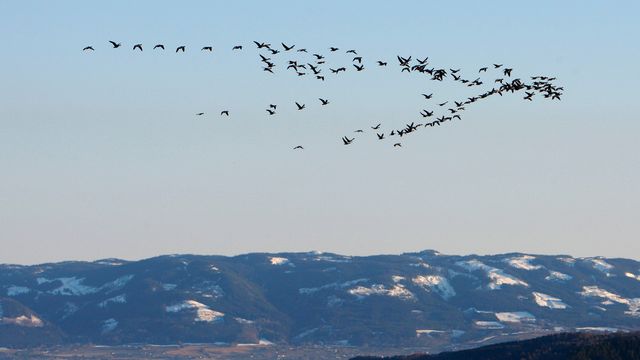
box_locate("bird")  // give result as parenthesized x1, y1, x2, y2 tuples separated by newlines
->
(354, 129, 364, 133)
(346, 49, 357, 54)
(393, 143, 402, 147)
(504, 68, 513, 76)
(269, 104, 277, 109)
(253, 41, 270, 48)
(176, 46, 186, 53)
(153, 44, 165, 50)
(232, 45, 243, 50)
(295, 102, 305, 110)
(376, 133, 385, 140)
(316, 76, 325, 81)
(479, 67, 488, 73)
(342, 136, 354, 145)
(330, 47, 339, 52)
(377, 61, 387, 66)
(438, 101, 448, 107)
(297, 48, 308, 52)
(371, 124, 381, 130)
(266, 109, 276, 115)
(220, 110, 229, 116)
(82, 46, 94, 51)
(281, 42, 295, 51)
(421, 93, 433, 99)
(494, 63, 503, 68)
(133, 44, 143, 51)
(201, 46, 213, 51)
(196, 112, 205, 116)
(293, 145, 304, 150)
(109, 41, 122, 48)
(353, 56, 362, 63)
(313, 54, 325, 60)
(319, 98, 329, 105)
(353, 64, 365, 71)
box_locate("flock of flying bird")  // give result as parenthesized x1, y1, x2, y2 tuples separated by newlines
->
(83, 40, 564, 150)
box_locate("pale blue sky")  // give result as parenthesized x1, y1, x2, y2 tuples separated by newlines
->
(1, 1, 639, 264)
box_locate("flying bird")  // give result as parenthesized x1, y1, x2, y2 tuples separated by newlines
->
(202, 46, 213, 51)
(421, 93, 433, 99)
(281, 42, 295, 51)
(82, 46, 94, 51)
(109, 41, 122, 48)
(220, 110, 229, 116)
(376, 133, 385, 140)
(176, 46, 186, 53)
(377, 61, 387, 66)
(319, 98, 329, 105)
(330, 47, 339, 52)
(295, 102, 305, 110)
(196, 112, 205, 116)
(342, 136, 354, 145)
(371, 124, 381, 130)
(393, 143, 402, 147)
(133, 44, 143, 51)
(266, 109, 276, 115)
(153, 44, 165, 50)
(293, 145, 304, 150)
(232, 45, 243, 50)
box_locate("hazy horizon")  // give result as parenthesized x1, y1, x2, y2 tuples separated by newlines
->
(2, 1, 639, 264)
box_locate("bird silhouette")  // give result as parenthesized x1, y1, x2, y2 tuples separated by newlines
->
(393, 143, 402, 147)
(232, 45, 243, 50)
(319, 98, 329, 105)
(82, 46, 94, 51)
(353, 64, 365, 71)
(176, 46, 186, 53)
(295, 102, 305, 110)
(220, 110, 229, 116)
(133, 44, 143, 51)
(346, 49, 357, 54)
(329, 47, 339, 52)
(422, 93, 433, 99)
(266, 109, 276, 115)
(371, 124, 381, 130)
(479, 67, 488, 73)
(269, 104, 277, 109)
(153, 44, 165, 50)
(376, 133, 385, 140)
(293, 145, 304, 150)
(196, 112, 205, 116)
(109, 41, 122, 48)
(281, 43, 295, 51)
(377, 61, 387, 66)
(202, 46, 213, 51)
(342, 136, 354, 145)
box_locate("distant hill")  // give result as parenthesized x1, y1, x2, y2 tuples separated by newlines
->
(352, 332, 640, 360)
(1, 250, 640, 349)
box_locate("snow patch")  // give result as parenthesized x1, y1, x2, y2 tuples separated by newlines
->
(162, 283, 177, 291)
(348, 284, 414, 300)
(505, 255, 542, 270)
(545, 271, 573, 282)
(269, 257, 292, 266)
(579, 286, 640, 317)
(625, 272, 640, 281)
(533, 292, 568, 309)
(38, 275, 133, 296)
(495, 311, 536, 323)
(166, 300, 224, 322)
(101, 318, 118, 333)
(412, 275, 456, 300)
(6, 286, 30, 296)
(98, 294, 126, 308)
(586, 258, 614, 275)
(474, 321, 504, 329)
(456, 259, 528, 289)
(0, 315, 43, 327)
(391, 275, 405, 283)
(299, 278, 368, 295)
(576, 327, 620, 333)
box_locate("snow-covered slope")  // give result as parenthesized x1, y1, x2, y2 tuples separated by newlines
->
(1, 250, 639, 348)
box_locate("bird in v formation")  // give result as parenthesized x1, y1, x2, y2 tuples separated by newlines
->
(84, 39, 563, 150)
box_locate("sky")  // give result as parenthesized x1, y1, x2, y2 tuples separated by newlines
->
(1, 1, 639, 264)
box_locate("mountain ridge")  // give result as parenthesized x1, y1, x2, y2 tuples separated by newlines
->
(1, 250, 639, 349)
